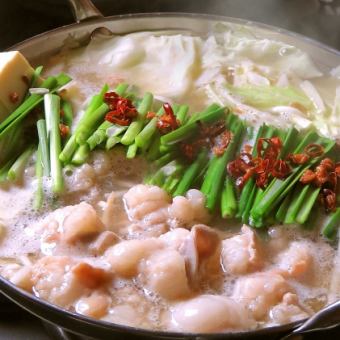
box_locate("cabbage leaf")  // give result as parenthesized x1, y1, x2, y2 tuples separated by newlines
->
(226, 84, 313, 110)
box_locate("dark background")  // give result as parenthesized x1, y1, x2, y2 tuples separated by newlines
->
(0, 0, 339, 339)
(0, 0, 340, 51)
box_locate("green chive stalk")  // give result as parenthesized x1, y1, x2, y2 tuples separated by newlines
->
(135, 107, 164, 148)
(71, 144, 90, 165)
(236, 124, 267, 218)
(45, 94, 64, 194)
(121, 92, 153, 145)
(0, 159, 14, 182)
(7, 145, 35, 181)
(126, 143, 138, 159)
(242, 126, 277, 223)
(160, 106, 225, 146)
(221, 176, 238, 218)
(250, 136, 335, 226)
(59, 84, 109, 163)
(202, 119, 245, 212)
(61, 100, 73, 127)
(106, 136, 121, 150)
(173, 148, 208, 196)
(322, 207, 340, 240)
(37, 119, 50, 176)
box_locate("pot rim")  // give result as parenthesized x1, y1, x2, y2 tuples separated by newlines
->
(6, 12, 340, 58)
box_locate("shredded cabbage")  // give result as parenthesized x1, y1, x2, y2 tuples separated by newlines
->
(201, 23, 322, 81)
(225, 84, 313, 110)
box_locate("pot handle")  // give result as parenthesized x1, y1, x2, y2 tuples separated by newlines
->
(67, 0, 104, 22)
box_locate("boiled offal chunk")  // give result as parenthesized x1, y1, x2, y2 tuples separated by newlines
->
(170, 295, 255, 332)
(221, 225, 263, 275)
(123, 184, 210, 235)
(232, 272, 293, 320)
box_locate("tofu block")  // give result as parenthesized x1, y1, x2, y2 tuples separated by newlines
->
(0, 100, 8, 123)
(0, 51, 34, 120)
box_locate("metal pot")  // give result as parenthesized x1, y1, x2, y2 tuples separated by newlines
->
(1, 0, 340, 338)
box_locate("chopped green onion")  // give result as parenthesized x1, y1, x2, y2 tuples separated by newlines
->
(7, 145, 35, 181)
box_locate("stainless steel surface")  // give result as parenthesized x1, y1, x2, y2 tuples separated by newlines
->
(68, 0, 103, 22)
(0, 1, 340, 339)
(282, 300, 340, 339)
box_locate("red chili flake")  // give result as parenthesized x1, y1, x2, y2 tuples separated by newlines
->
(300, 156, 338, 212)
(320, 189, 336, 212)
(146, 111, 156, 119)
(243, 144, 252, 154)
(104, 92, 137, 126)
(180, 143, 196, 161)
(271, 159, 291, 179)
(228, 136, 290, 188)
(314, 164, 330, 187)
(327, 172, 338, 192)
(257, 137, 282, 159)
(21, 75, 30, 86)
(59, 124, 70, 138)
(60, 109, 65, 118)
(156, 103, 179, 134)
(300, 169, 316, 184)
(288, 153, 310, 165)
(213, 130, 232, 156)
(304, 143, 324, 158)
(319, 158, 334, 171)
(335, 163, 340, 177)
(199, 120, 226, 141)
(9, 92, 19, 104)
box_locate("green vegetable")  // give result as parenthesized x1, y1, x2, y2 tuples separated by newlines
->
(121, 92, 153, 145)
(161, 106, 225, 145)
(25, 65, 43, 99)
(106, 136, 121, 150)
(0, 159, 15, 182)
(250, 136, 335, 226)
(135, 107, 164, 148)
(61, 100, 73, 127)
(37, 119, 50, 176)
(71, 144, 90, 165)
(45, 94, 64, 194)
(202, 119, 245, 212)
(295, 186, 321, 224)
(173, 148, 208, 196)
(226, 84, 313, 110)
(146, 134, 161, 161)
(236, 124, 267, 218)
(242, 125, 276, 223)
(176, 105, 189, 125)
(126, 143, 138, 159)
(7, 145, 35, 181)
(322, 208, 340, 240)
(221, 176, 238, 218)
(59, 84, 109, 163)
(275, 191, 292, 223)
(75, 103, 109, 144)
(154, 151, 178, 168)
(283, 184, 309, 224)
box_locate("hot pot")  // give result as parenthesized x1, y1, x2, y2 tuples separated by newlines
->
(1, 0, 340, 338)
